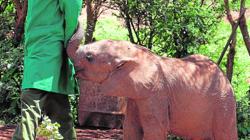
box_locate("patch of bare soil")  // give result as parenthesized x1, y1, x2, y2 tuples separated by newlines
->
(0, 125, 123, 140)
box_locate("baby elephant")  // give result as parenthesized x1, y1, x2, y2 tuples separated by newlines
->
(67, 27, 237, 140)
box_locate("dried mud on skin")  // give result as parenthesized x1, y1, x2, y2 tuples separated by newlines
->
(0, 125, 123, 140)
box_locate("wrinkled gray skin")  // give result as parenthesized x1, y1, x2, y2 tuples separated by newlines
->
(67, 25, 237, 140)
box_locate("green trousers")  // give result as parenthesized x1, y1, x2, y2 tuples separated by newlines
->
(12, 89, 76, 140)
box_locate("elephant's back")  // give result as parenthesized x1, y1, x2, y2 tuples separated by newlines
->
(164, 54, 236, 138)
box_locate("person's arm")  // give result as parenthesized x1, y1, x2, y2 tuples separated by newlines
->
(59, 0, 82, 46)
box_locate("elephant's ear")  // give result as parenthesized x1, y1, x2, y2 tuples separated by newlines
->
(115, 57, 134, 64)
(113, 57, 138, 70)
(67, 19, 85, 61)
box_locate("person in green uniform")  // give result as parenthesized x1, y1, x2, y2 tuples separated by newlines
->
(12, 0, 82, 139)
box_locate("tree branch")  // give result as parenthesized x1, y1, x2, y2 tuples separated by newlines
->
(130, 18, 141, 45)
(239, 0, 250, 56)
(217, 9, 245, 65)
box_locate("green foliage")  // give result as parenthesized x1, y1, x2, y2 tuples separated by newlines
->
(152, 0, 223, 57)
(228, 0, 250, 10)
(0, 1, 22, 124)
(112, 0, 223, 57)
(37, 116, 63, 140)
(237, 91, 250, 140)
(69, 94, 79, 125)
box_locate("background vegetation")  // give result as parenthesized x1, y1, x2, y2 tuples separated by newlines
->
(0, 0, 249, 139)
(0, 2, 22, 124)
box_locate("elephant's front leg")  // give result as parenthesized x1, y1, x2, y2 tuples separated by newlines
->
(140, 117, 167, 140)
(123, 99, 143, 140)
(136, 97, 169, 140)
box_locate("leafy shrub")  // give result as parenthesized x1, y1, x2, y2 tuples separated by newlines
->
(111, 0, 223, 57)
(0, 2, 22, 124)
(152, 0, 223, 57)
(37, 116, 63, 140)
(69, 94, 79, 125)
(237, 91, 250, 140)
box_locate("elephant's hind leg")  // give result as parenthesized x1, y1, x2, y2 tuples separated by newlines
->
(213, 101, 238, 140)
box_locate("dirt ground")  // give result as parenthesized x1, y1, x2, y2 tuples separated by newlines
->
(0, 125, 123, 140)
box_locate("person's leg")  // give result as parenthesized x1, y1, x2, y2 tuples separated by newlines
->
(43, 93, 77, 140)
(12, 89, 45, 140)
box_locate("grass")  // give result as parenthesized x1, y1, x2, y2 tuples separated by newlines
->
(246, 0, 250, 8)
(94, 16, 129, 41)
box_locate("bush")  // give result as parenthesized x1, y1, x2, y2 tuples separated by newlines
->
(37, 116, 63, 140)
(152, 0, 223, 57)
(0, 2, 22, 124)
(111, 0, 223, 57)
(237, 91, 250, 139)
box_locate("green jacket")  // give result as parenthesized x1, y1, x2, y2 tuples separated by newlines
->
(22, 0, 82, 95)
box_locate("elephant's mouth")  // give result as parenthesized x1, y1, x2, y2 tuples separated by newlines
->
(75, 67, 85, 73)
(74, 67, 100, 82)
(74, 67, 85, 79)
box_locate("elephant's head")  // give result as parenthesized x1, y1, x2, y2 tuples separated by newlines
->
(78, 41, 141, 97)
(67, 36, 153, 98)
(67, 25, 159, 98)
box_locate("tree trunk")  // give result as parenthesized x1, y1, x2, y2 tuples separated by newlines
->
(224, 0, 236, 82)
(239, 15, 250, 56)
(226, 34, 236, 82)
(85, 0, 104, 44)
(239, 0, 250, 55)
(13, 0, 27, 47)
(124, 12, 135, 43)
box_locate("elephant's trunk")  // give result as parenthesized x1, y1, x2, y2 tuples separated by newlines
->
(67, 19, 84, 61)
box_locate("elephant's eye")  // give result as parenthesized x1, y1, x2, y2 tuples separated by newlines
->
(86, 52, 94, 62)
